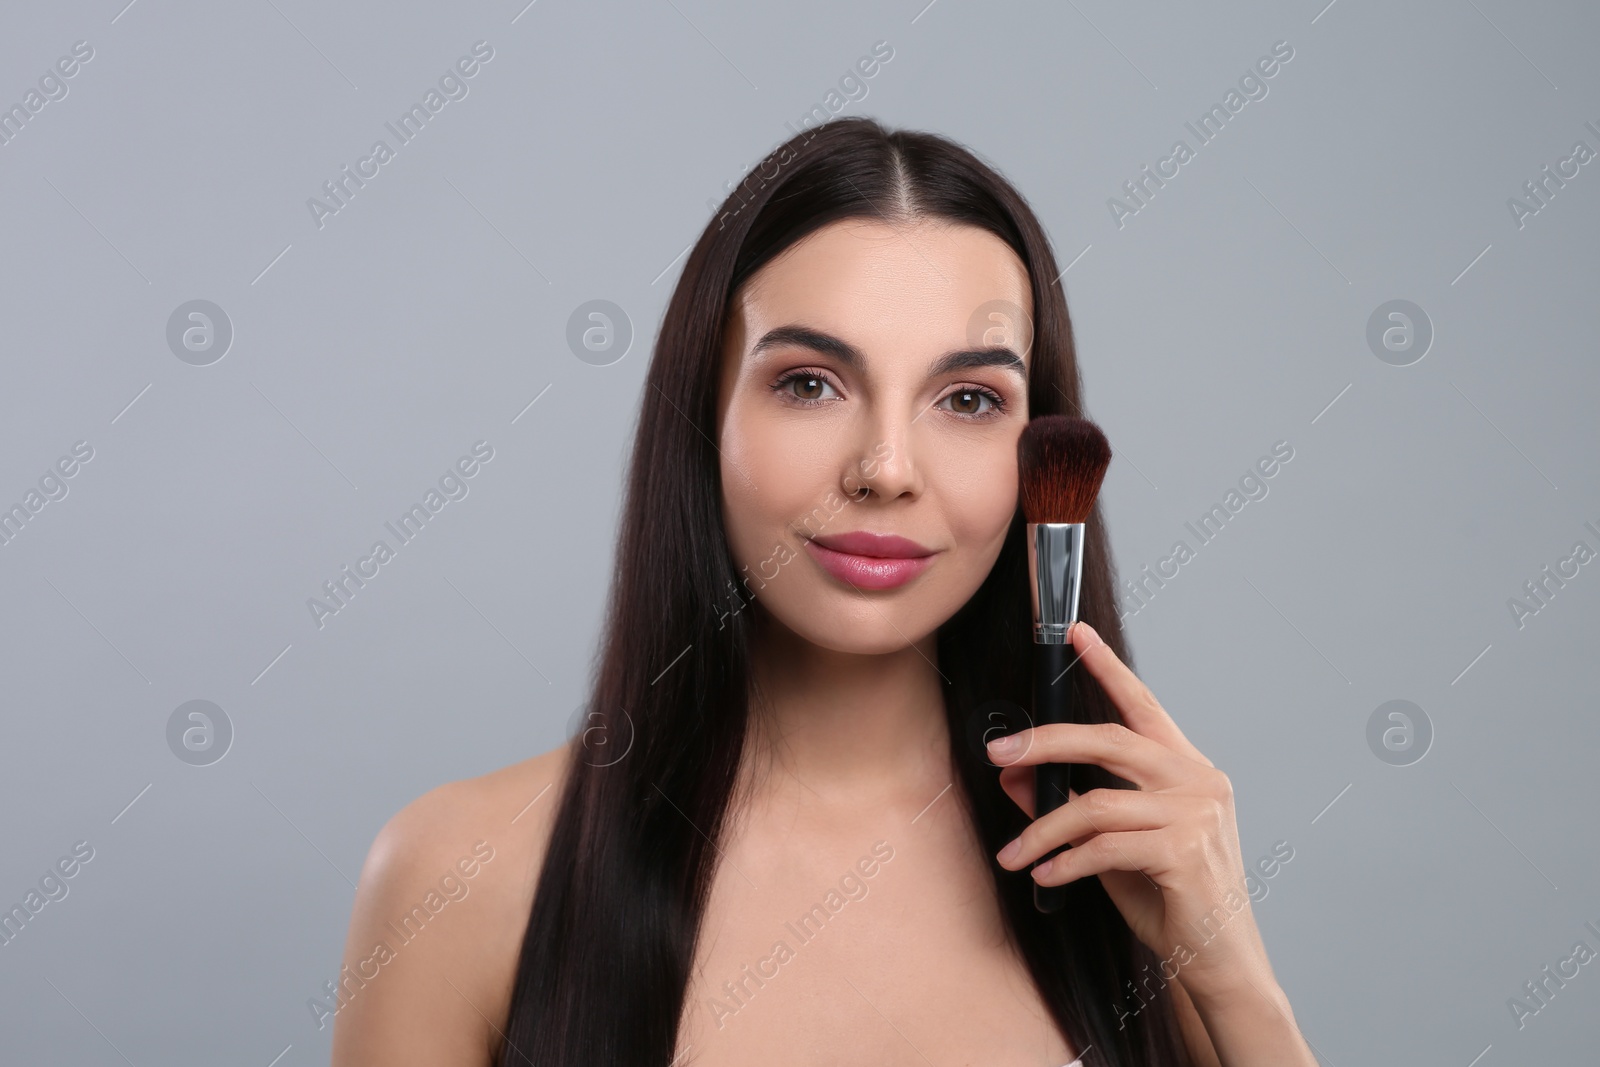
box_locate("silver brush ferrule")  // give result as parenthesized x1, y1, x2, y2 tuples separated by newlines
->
(1027, 522, 1085, 644)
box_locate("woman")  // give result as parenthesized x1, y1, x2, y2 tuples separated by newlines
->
(330, 117, 1315, 1066)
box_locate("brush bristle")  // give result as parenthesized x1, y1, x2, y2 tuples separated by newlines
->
(1018, 416, 1112, 524)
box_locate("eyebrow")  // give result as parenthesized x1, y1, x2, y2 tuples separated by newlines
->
(749, 324, 1028, 383)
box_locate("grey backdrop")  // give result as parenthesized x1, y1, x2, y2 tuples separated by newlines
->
(3, 0, 1597, 1063)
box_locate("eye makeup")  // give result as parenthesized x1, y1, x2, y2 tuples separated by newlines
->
(766, 365, 1013, 420)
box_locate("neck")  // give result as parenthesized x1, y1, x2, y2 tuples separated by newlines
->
(741, 607, 954, 808)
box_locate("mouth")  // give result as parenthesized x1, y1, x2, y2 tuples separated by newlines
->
(801, 531, 938, 591)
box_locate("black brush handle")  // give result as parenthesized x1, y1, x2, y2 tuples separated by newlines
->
(1032, 640, 1073, 913)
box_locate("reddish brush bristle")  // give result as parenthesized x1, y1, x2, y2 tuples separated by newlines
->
(1018, 416, 1112, 524)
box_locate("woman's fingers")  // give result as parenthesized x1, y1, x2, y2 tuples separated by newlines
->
(987, 719, 1197, 791)
(1027, 828, 1171, 887)
(994, 787, 1197, 874)
(1070, 621, 1213, 768)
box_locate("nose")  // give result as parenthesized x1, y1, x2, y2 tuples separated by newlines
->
(842, 420, 922, 501)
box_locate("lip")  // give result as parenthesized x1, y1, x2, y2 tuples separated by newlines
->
(802, 531, 937, 591)
(808, 531, 935, 558)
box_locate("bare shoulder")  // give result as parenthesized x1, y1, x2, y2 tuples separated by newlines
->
(329, 739, 576, 1066)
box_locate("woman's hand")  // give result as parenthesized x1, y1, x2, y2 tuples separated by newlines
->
(986, 620, 1278, 1002)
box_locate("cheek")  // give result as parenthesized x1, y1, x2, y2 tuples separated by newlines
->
(720, 468, 771, 574)
(723, 393, 837, 480)
(719, 400, 836, 562)
(942, 446, 1019, 548)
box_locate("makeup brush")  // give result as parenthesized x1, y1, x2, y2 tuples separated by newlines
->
(1017, 415, 1113, 914)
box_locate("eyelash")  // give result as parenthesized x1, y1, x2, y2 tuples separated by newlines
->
(771, 368, 1009, 420)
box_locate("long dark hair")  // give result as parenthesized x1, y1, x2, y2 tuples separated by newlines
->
(496, 116, 1194, 1066)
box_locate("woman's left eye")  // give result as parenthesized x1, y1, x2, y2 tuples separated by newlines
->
(939, 387, 1006, 418)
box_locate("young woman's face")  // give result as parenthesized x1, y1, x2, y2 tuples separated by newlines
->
(715, 217, 1034, 655)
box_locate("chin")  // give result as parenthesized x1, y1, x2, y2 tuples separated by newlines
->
(769, 595, 943, 656)
(810, 626, 928, 656)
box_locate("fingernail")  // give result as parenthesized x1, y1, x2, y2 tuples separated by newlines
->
(987, 734, 1017, 755)
(997, 838, 1021, 865)
(1075, 621, 1099, 643)
(1032, 858, 1053, 880)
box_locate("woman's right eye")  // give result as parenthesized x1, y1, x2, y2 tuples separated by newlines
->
(774, 370, 840, 404)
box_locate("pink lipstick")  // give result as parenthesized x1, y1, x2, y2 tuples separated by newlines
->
(801, 531, 936, 591)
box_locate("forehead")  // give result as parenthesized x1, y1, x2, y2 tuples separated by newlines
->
(725, 217, 1033, 371)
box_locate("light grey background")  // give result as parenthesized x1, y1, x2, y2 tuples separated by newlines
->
(2, 0, 1597, 1063)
